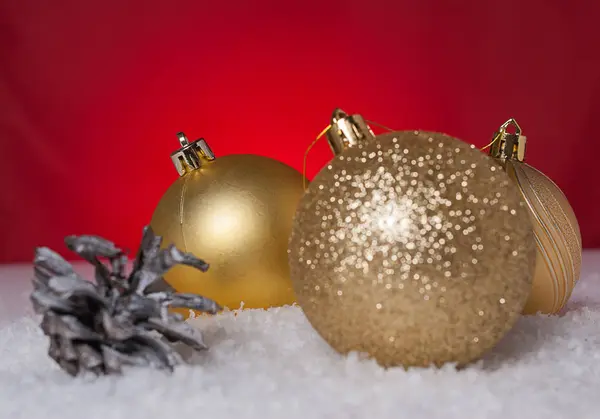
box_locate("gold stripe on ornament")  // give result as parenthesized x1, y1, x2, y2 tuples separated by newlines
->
(524, 165, 581, 291)
(520, 164, 577, 309)
(532, 231, 560, 312)
(527, 190, 569, 310)
(513, 164, 564, 312)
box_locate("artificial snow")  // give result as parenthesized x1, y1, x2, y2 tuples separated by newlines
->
(1, 254, 600, 419)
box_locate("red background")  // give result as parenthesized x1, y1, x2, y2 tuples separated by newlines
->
(1, 0, 599, 262)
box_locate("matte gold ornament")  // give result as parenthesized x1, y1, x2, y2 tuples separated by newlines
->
(150, 132, 306, 314)
(488, 119, 582, 314)
(288, 110, 536, 368)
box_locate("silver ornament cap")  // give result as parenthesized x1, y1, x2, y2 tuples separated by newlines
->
(170, 132, 216, 177)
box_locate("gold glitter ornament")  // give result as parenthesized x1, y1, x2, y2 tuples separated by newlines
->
(150, 132, 306, 315)
(487, 119, 582, 315)
(289, 113, 536, 368)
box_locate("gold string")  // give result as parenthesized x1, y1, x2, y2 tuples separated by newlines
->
(365, 119, 395, 133)
(480, 133, 501, 151)
(304, 119, 497, 186)
(303, 124, 332, 190)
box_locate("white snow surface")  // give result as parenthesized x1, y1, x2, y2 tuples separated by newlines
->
(1, 253, 600, 419)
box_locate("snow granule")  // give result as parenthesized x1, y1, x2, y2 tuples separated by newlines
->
(1, 254, 600, 419)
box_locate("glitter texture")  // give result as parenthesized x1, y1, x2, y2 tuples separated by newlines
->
(288, 131, 536, 368)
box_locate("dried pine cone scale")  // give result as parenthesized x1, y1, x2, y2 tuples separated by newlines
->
(142, 317, 207, 350)
(31, 226, 221, 377)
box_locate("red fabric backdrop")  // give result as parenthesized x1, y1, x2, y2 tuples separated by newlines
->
(1, 0, 599, 262)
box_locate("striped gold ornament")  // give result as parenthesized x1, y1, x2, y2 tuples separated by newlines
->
(488, 119, 582, 314)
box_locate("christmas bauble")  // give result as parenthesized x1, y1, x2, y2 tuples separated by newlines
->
(150, 132, 306, 313)
(289, 113, 536, 368)
(488, 119, 582, 314)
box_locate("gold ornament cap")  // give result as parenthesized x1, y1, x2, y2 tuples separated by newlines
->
(326, 108, 375, 155)
(170, 132, 216, 176)
(489, 118, 527, 162)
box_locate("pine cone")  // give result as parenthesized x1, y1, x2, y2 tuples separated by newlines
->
(30, 226, 221, 376)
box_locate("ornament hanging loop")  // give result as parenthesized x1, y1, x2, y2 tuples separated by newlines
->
(171, 132, 216, 176)
(488, 118, 527, 162)
(302, 109, 394, 190)
(326, 108, 375, 155)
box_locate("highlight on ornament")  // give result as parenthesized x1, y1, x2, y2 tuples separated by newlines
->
(30, 226, 221, 377)
(150, 131, 306, 313)
(288, 108, 537, 369)
(487, 118, 582, 315)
